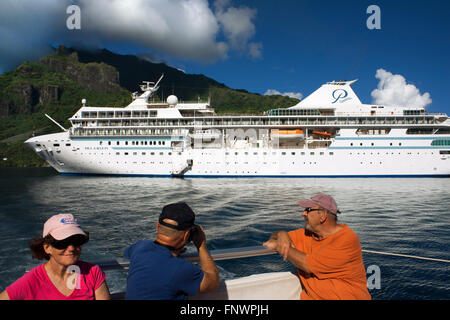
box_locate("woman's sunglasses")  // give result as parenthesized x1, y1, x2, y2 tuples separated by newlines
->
(51, 234, 88, 250)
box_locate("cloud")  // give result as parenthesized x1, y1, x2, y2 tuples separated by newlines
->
(214, 0, 262, 59)
(371, 69, 432, 108)
(264, 89, 303, 100)
(80, 0, 227, 62)
(248, 42, 263, 59)
(0, 0, 66, 72)
(0, 0, 260, 72)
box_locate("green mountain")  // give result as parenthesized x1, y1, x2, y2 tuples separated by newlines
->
(0, 46, 299, 167)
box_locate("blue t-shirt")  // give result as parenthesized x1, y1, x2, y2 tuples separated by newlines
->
(124, 240, 204, 300)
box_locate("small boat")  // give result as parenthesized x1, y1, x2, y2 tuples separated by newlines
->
(98, 246, 303, 300)
(271, 129, 304, 139)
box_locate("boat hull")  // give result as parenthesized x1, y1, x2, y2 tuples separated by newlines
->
(25, 132, 450, 177)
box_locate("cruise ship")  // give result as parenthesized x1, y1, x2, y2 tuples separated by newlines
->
(25, 75, 450, 177)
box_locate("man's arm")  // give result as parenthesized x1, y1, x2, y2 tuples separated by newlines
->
(263, 231, 311, 274)
(193, 226, 219, 293)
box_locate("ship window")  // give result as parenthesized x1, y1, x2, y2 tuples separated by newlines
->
(282, 152, 286, 155)
(160, 152, 164, 155)
(133, 152, 137, 155)
(350, 143, 353, 146)
(403, 110, 422, 115)
(108, 141, 111, 145)
(431, 140, 450, 146)
(320, 152, 324, 155)
(291, 152, 295, 155)
(310, 152, 315, 155)
(66, 143, 71, 147)
(116, 152, 120, 155)
(406, 128, 434, 134)
(53, 144, 60, 147)
(436, 128, 450, 135)
(126, 141, 129, 145)
(142, 152, 146, 155)
(301, 152, 305, 155)
(329, 152, 334, 155)
(440, 150, 450, 154)
(117, 141, 120, 145)
(125, 152, 129, 155)
(151, 152, 155, 155)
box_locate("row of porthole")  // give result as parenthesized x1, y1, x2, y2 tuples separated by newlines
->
(103, 140, 167, 146)
(350, 142, 402, 146)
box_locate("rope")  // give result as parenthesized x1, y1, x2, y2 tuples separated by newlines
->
(362, 249, 450, 263)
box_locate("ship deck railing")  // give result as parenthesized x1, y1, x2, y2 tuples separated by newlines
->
(69, 120, 447, 138)
(70, 115, 444, 129)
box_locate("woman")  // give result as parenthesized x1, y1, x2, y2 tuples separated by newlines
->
(0, 214, 110, 300)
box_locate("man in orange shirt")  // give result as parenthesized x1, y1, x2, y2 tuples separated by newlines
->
(263, 194, 371, 300)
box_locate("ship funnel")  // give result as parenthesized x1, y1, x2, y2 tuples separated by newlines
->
(289, 79, 362, 108)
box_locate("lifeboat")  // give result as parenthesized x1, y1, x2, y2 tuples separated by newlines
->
(271, 129, 304, 139)
(312, 131, 331, 137)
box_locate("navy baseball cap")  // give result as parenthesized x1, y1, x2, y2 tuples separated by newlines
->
(159, 202, 196, 230)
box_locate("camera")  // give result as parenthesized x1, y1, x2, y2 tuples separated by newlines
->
(187, 224, 200, 243)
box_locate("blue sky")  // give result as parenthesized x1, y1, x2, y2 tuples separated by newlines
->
(1, 0, 449, 114)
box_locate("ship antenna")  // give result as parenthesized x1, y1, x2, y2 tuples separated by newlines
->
(45, 114, 67, 132)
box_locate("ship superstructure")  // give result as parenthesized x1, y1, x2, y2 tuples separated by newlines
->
(25, 76, 450, 176)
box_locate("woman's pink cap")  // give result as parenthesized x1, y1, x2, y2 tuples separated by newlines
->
(42, 214, 86, 240)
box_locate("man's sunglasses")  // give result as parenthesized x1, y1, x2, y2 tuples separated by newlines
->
(51, 234, 88, 250)
(303, 207, 322, 213)
(303, 207, 339, 215)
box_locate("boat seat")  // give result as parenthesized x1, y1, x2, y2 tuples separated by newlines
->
(190, 271, 302, 300)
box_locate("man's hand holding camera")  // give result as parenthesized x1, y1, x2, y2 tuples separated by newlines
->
(189, 225, 206, 250)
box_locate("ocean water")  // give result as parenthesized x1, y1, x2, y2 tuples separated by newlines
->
(0, 168, 449, 300)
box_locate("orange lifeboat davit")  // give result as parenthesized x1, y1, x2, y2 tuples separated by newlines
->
(271, 129, 304, 139)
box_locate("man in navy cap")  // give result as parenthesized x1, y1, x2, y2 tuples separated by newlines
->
(264, 194, 371, 300)
(124, 202, 219, 300)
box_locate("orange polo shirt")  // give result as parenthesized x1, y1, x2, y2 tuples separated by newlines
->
(288, 224, 371, 300)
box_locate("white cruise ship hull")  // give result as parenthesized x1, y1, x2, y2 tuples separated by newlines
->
(25, 131, 450, 177)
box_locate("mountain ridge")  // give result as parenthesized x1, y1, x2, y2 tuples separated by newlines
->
(0, 46, 299, 167)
